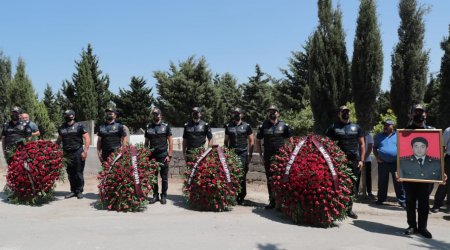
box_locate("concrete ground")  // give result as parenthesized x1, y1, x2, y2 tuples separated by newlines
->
(1, 148, 449, 250)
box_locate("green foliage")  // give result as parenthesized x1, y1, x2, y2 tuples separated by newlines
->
(0, 51, 12, 126)
(390, 0, 429, 128)
(438, 25, 450, 128)
(8, 58, 38, 119)
(276, 49, 310, 111)
(281, 101, 314, 136)
(155, 56, 217, 127)
(351, 0, 383, 131)
(113, 76, 154, 132)
(423, 74, 440, 127)
(33, 99, 56, 139)
(308, 0, 351, 133)
(240, 65, 274, 127)
(372, 109, 397, 135)
(376, 90, 391, 118)
(211, 73, 241, 127)
(345, 102, 358, 123)
(43, 84, 62, 130)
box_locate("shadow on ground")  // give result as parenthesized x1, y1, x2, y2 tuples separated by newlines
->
(256, 243, 286, 250)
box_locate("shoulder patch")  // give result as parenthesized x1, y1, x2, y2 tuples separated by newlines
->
(184, 123, 188, 126)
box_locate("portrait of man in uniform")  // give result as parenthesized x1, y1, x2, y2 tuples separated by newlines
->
(398, 130, 444, 183)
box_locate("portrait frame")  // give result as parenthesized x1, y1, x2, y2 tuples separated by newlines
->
(397, 129, 444, 183)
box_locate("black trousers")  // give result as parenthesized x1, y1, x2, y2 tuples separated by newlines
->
(365, 161, 372, 195)
(65, 148, 85, 194)
(153, 156, 169, 196)
(101, 150, 115, 162)
(348, 159, 361, 211)
(236, 151, 249, 201)
(404, 182, 433, 230)
(264, 153, 276, 204)
(433, 155, 450, 208)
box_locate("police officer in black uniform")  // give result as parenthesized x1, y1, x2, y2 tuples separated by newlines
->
(325, 105, 365, 219)
(182, 107, 213, 163)
(1, 106, 32, 164)
(401, 104, 447, 239)
(224, 107, 254, 205)
(56, 110, 91, 199)
(256, 105, 292, 209)
(145, 107, 173, 205)
(97, 107, 128, 162)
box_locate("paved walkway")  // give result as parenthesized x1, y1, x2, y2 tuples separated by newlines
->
(0, 173, 449, 250)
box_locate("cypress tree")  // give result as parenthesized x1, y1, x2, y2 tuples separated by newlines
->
(33, 99, 56, 139)
(0, 51, 12, 125)
(308, 0, 350, 133)
(8, 58, 37, 119)
(43, 84, 62, 128)
(241, 65, 274, 127)
(155, 56, 216, 126)
(352, 0, 383, 131)
(113, 76, 154, 132)
(438, 25, 450, 128)
(390, 0, 429, 127)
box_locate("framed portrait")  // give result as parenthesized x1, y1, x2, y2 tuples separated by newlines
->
(397, 129, 444, 183)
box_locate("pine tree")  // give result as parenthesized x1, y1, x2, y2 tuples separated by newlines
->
(0, 51, 12, 125)
(211, 73, 241, 127)
(33, 99, 56, 139)
(63, 47, 98, 121)
(7, 58, 38, 119)
(351, 0, 383, 131)
(43, 84, 62, 128)
(155, 56, 216, 126)
(276, 48, 310, 111)
(113, 76, 154, 132)
(438, 25, 450, 128)
(376, 90, 391, 120)
(390, 0, 429, 128)
(241, 65, 274, 127)
(308, 0, 351, 133)
(423, 74, 440, 127)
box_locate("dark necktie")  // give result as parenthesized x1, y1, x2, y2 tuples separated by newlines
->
(418, 158, 423, 167)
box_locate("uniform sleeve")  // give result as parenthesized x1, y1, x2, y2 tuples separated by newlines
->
(357, 125, 364, 138)
(79, 123, 88, 135)
(120, 124, 127, 137)
(2, 123, 6, 137)
(224, 125, 229, 135)
(166, 124, 172, 137)
(206, 123, 212, 140)
(182, 124, 188, 139)
(256, 125, 264, 140)
(247, 124, 253, 135)
(284, 123, 292, 138)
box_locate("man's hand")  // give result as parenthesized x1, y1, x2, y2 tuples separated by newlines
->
(440, 174, 448, 185)
(165, 155, 171, 163)
(81, 150, 88, 161)
(357, 160, 364, 169)
(395, 172, 402, 182)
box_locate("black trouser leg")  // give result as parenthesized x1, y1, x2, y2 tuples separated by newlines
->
(405, 182, 431, 229)
(365, 161, 372, 195)
(65, 149, 84, 193)
(348, 159, 361, 211)
(264, 154, 275, 204)
(153, 156, 169, 195)
(237, 152, 249, 201)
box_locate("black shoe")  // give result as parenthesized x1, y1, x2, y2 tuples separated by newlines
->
(418, 228, 432, 239)
(375, 200, 384, 205)
(149, 194, 159, 204)
(399, 202, 407, 209)
(347, 210, 358, 219)
(404, 226, 418, 235)
(430, 207, 439, 213)
(77, 193, 83, 199)
(160, 195, 167, 205)
(368, 194, 376, 200)
(265, 202, 275, 210)
(65, 192, 76, 199)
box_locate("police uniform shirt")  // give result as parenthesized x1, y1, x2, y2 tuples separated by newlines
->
(325, 121, 363, 160)
(58, 122, 87, 152)
(183, 120, 212, 150)
(1, 121, 32, 148)
(97, 121, 126, 153)
(400, 155, 442, 180)
(225, 121, 253, 153)
(256, 120, 292, 155)
(145, 122, 172, 157)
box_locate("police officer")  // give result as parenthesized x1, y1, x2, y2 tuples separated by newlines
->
(145, 107, 173, 205)
(56, 110, 91, 199)
(97, 107, 128, 162)
(256, 105, 292, 209)
(1, 106, 32, 164)
(401, 104, 447, 239)
(224, 107, 254, 205)
(325, 105, 365, 219)
(182, 107, 213, 163)
(399, 137, 442, 181)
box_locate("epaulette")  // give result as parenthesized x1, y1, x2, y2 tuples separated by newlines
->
(427, 155, 440, 161)
(400, 155, 414, 161)
(161, 122, 168, 126)
(205, 122, 209, 126)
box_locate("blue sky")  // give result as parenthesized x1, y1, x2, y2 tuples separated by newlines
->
(1, 0, 449, 98)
